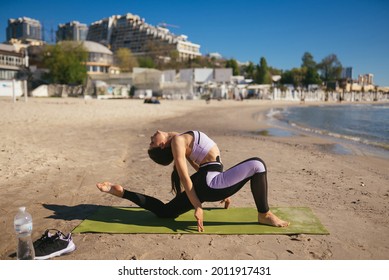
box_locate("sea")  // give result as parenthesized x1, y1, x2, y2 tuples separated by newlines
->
(265, 103, 389, 158)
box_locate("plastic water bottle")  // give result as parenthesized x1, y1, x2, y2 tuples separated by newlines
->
(14, 207, 35, 260)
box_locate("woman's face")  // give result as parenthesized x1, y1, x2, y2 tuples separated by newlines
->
(149, 130, 165, 148)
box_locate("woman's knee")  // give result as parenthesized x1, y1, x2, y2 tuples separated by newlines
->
(250, 157, 266, 173)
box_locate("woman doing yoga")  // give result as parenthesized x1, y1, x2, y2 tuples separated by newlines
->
(97, 130, 289, 232)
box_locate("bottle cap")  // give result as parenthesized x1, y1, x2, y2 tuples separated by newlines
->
(19, 207, 26, 212)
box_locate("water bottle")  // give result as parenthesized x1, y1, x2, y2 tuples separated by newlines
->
(14, 207, 35, 260)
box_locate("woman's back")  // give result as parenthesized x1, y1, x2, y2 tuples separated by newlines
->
(183, 130, 220, 165)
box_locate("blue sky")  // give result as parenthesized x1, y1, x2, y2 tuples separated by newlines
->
(1, 0, 388, 86)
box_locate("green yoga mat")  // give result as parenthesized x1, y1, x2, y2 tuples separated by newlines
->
(72, 206, 329, 235)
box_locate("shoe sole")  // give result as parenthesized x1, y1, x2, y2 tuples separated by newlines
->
(34, 241, 76, 260)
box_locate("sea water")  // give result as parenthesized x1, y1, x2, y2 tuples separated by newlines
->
(268, 103, 389, 156)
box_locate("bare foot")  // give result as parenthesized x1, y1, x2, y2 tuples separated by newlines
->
(96, 182, 124, 197)
(258, 211, 290, 227)
(220, 198, 231, 209)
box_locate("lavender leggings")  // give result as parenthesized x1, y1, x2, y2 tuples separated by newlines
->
(123, 157, 269, 218)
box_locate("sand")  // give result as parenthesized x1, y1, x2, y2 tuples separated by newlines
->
(0, 97, 388, 260)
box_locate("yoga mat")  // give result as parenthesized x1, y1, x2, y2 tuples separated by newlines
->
(72, 207, 329, 235)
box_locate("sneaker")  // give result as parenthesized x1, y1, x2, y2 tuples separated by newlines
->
(33, 229, 55, 249)
(34, 229, 76, 260)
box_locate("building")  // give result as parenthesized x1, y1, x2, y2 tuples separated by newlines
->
(85, 16, 116, 46)
(71, 41, 114, 74)
(341, 67, 353, 80)
(6, 17, 42, 43)
(56, 21, 88, 42)
(0, 43, 28, 97)
(358, 73, 374, 86)
(0, 43, 27, 80)
(87, 13, 201, 61)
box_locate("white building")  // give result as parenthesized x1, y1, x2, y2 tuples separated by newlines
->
(87, 13, 201, 61)
(0, 43, 28, 97)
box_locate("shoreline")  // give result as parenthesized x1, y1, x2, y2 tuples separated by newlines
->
(1, 98, 388, 260)
(259, 103, 389, 160)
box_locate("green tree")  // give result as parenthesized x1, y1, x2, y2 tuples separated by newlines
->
(115, 48, 138, 72)
(43, 41, 87, 84)
(302, 67, 322, 87)
(243, 61, 255, 80)
(170, 50, 180, 62)
(255, 57, 272, 84)
(138, 56, 156, 68)
(301, 52, 321, 88)
(225, 58, 240, 76)
(268, 66, 282, 76)
(317, 54, 342, 86)
(280, 68, 304, 89)
(301, 52, 316, 69)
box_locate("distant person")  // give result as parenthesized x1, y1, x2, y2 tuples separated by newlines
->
(144, 97, 160, 104)
(97, 130, 289, 232)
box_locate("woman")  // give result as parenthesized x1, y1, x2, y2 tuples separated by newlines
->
(97, 130, 289, 232)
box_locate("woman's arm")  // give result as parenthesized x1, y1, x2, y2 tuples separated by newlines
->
(187, 157, 199, 171)
(171, 136, 204, 232)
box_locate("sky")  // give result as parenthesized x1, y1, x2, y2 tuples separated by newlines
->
(1, 0, 389, 86)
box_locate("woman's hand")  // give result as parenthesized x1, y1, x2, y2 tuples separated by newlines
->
(194, 207, 204, 232)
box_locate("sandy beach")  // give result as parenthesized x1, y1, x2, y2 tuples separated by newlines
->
(0, 97, 388, 260)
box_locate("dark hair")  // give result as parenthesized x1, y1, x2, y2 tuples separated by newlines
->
(170, 166, 182, 196)
(148, 147, 174, 166)
(148, 147, 182, 195)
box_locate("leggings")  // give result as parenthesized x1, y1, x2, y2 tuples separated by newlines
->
(123, 157, 269, 218)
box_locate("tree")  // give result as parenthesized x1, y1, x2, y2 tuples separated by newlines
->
(138, 56, 156, 68)
(302, 67, 322, 88)
(115, 48, 138, 72)
(268, 66, 282, 76)
(43, 41, 87, 85)
(280, 68, 304, 89)
(163, 50, 181, 70)
(225, 59, 240, 76)
(169, 50, 180, 64)
(317, 54, 342, 86)
(255, 57, 272, 84)
(243, 61, 255, 80)
(301, 52, 316, 69)
(300, 52, 321, 88)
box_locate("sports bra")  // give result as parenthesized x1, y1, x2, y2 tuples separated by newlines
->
(185, 131, 216, 164)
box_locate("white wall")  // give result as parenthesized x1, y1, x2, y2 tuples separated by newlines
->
(214, 68, 232, 82)
(0, 80, 23, 97)
(31, 85, 48, 97)
(179, 69, 193, 82)
(194, 68, 213, 83)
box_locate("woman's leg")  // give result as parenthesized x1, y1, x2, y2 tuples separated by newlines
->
(249, 172, 289, 227)
(203, 158, 289, 227)
(96, 182, 193, 218)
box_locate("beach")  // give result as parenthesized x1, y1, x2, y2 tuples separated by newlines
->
(0, 97, 388, 260)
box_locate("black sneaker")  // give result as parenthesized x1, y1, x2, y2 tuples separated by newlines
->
(34, 229, 76, 260)
(33, 229, 55, 249)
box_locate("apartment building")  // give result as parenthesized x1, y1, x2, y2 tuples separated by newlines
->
(87, 13, 201, 61)
(341, 67, 353, 80)
(358, 73, 374, 85)
(6, 17, 42, 43)
(56, 21, 88, 42)
(86, 16, 116, 46)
